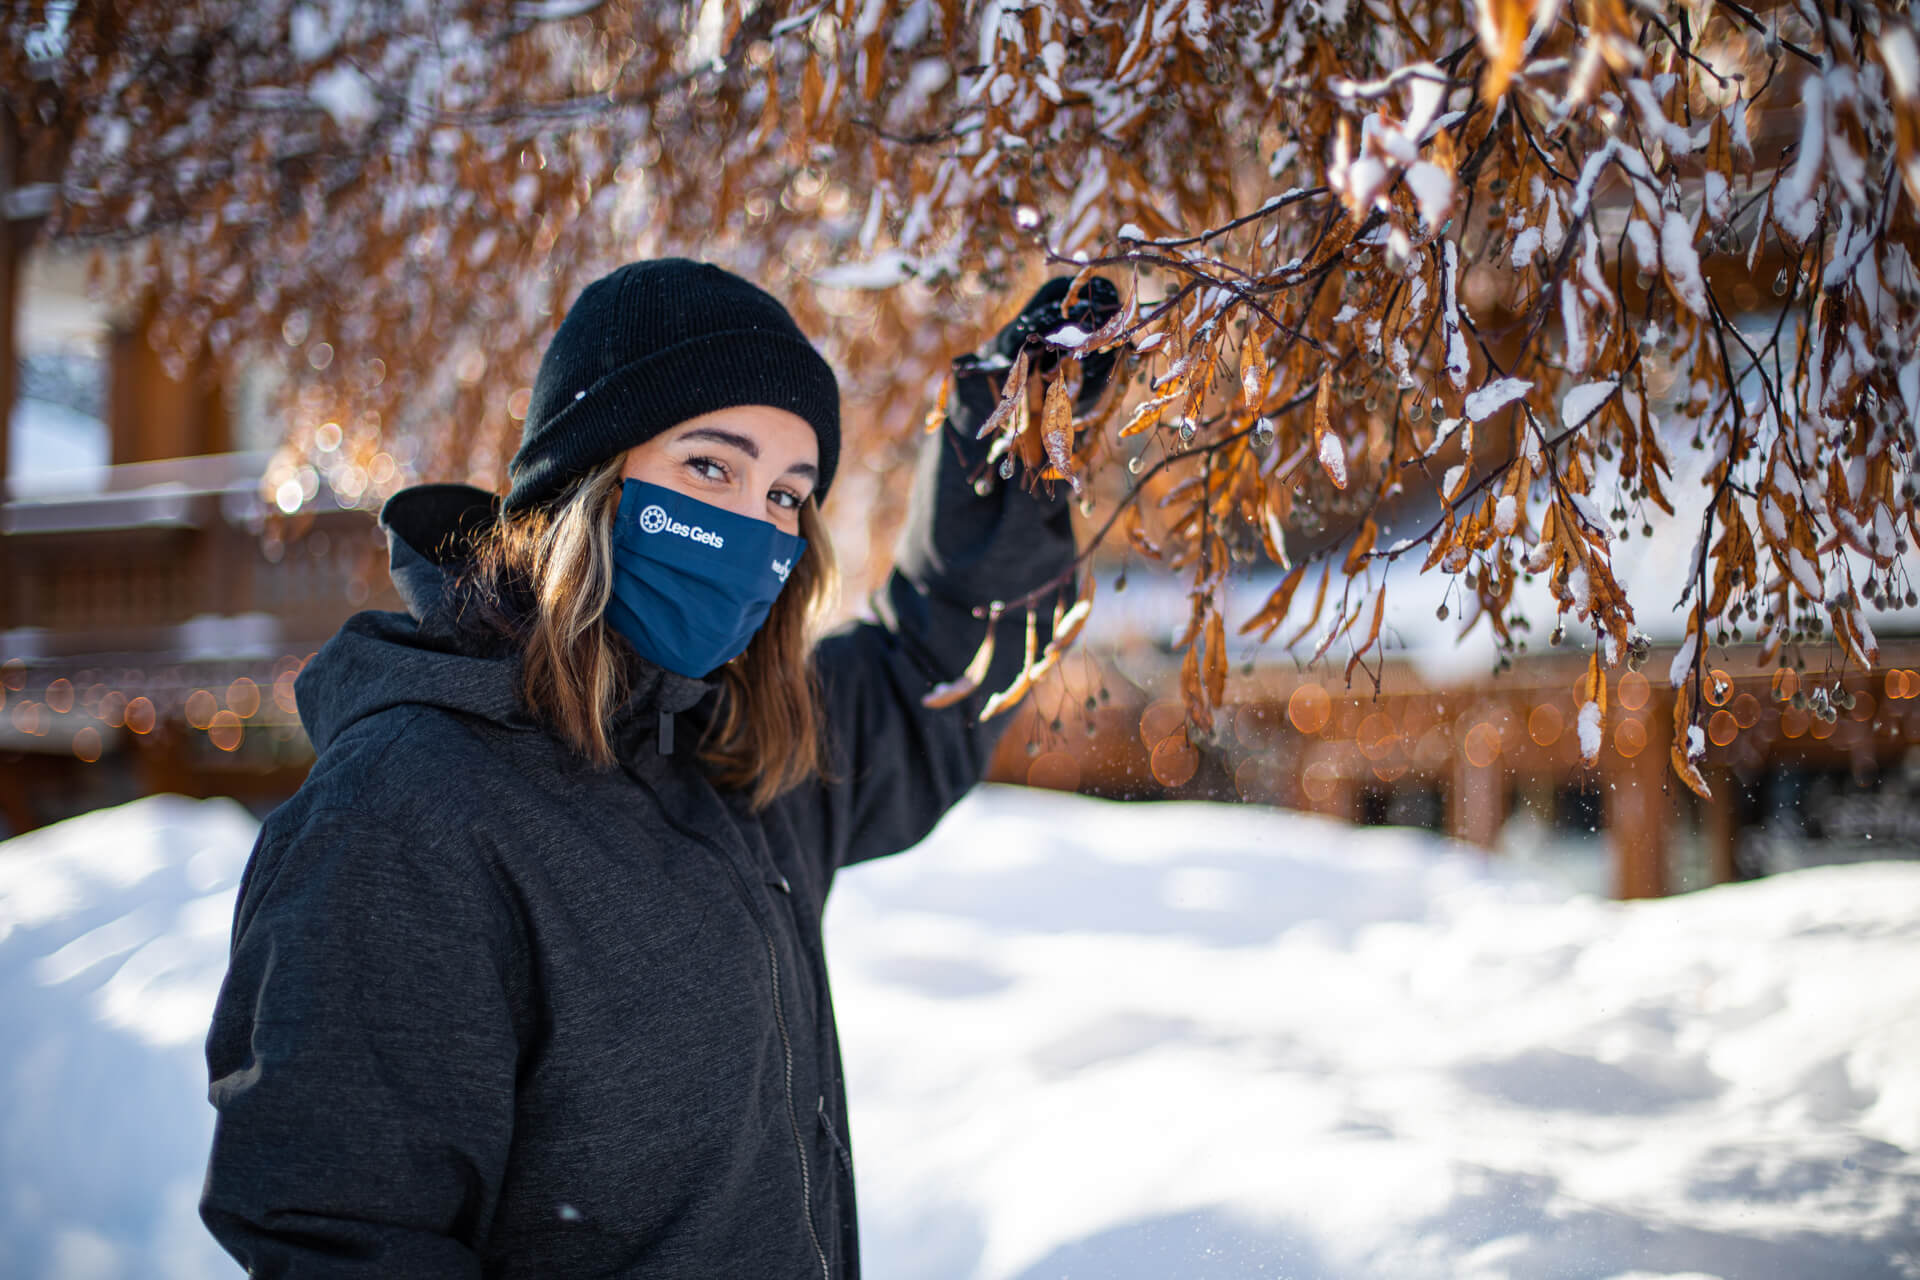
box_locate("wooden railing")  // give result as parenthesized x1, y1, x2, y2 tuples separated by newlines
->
(2, 452, 397, 651)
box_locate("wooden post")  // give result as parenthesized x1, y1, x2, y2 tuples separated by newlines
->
(1297, 742, 1357, 822)
(1, 118, 15, 507)
(0, 112, 21, 631)
(1606, 702, 1669, 898)
(1450, 751, 1502, 849)
(1705, 766, 1738, 885)
(0, 758, 37, 835)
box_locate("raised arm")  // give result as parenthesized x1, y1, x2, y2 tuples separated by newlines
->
(792, 278, 1118, 876)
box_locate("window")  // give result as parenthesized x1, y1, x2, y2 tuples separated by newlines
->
(8, 248, 110, 498)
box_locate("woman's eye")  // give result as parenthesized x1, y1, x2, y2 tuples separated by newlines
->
(687, 456, 729, 482)
(769, 489, 803, 511)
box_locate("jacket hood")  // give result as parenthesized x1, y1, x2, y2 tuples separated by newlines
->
(295, 483, 711, 756)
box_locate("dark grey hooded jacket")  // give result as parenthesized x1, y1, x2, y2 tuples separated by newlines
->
(200, 402, 1073, 1279)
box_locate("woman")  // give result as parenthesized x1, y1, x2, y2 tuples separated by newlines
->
(200, 258, 1115, 1277)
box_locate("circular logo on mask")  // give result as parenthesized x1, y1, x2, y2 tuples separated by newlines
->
(638, 504, 669, 535)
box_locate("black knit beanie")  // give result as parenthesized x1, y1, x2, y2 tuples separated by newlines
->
(503, 259, 841, 513)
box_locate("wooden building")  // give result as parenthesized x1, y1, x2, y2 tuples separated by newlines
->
(989, 633, 1920, 900)
(2, 123, 399, 832)
(5, 100, 1915, 896)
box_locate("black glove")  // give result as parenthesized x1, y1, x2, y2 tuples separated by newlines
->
(964, 275, 1122, 416)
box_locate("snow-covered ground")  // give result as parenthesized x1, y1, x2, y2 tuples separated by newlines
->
(0, 795, 254, 1280)
(2, 790, 1917, 1279)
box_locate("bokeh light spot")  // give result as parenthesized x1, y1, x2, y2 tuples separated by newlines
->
(1288, 683, 1331, 735)
(1233, 755, 1286, 803)
(1138, 699, 1185, 752)
(208, 710, 244, 753)
(1463, 722, 1501, 768)
(1301, 757, 1339, 806)
(125, 697, 157, 735)
(274, 668, 301, 714)
(227, 677, 262, 719)
(185, 689, 217, 730)
(1356, 712, 1399, 760)
(1370, 750, 1409, 783)
(1150, 735, 1200, 788)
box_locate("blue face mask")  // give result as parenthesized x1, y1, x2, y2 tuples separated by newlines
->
(604, 480, 808, 679)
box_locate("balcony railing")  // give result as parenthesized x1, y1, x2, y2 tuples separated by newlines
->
(2, 451, 397, 662)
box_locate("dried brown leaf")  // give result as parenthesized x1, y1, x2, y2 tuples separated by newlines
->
(1478, 0, 1533, 103)
(1343, 517, 1379, 574)
(1180, 640, 1215, 733)
(924, 372, 952, 434)
(1344, 584, 1387, 682)
(1204, 607, 1227, 708)
(922, 619, 997, 708)
(1240, 563, 1307, 638)
(1041, 377, 1079, 491)
(1240, 322, 1270, 410)
(1285, 566, 1333, 649)
(979, 608, 1040, 721)
(974, 347, 1030, 440)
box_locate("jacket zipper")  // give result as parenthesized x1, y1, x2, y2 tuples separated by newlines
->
(627, 778, 832, 1280)
(760, 920, 831, 1280)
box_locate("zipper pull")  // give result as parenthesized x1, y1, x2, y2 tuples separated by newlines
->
(658, 709, 674, 755)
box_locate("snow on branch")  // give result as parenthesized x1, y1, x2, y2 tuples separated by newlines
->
(14, 0, 1919, 788)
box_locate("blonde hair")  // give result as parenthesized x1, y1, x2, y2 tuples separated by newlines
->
(463, 456, 839, 808)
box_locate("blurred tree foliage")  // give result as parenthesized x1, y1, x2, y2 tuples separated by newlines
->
(5, 0, 1918, 791)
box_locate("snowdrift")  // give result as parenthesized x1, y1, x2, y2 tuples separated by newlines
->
(2, 789, 1916, 1279)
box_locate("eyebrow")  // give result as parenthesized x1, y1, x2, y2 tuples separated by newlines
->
(677, 427, 818, 482)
